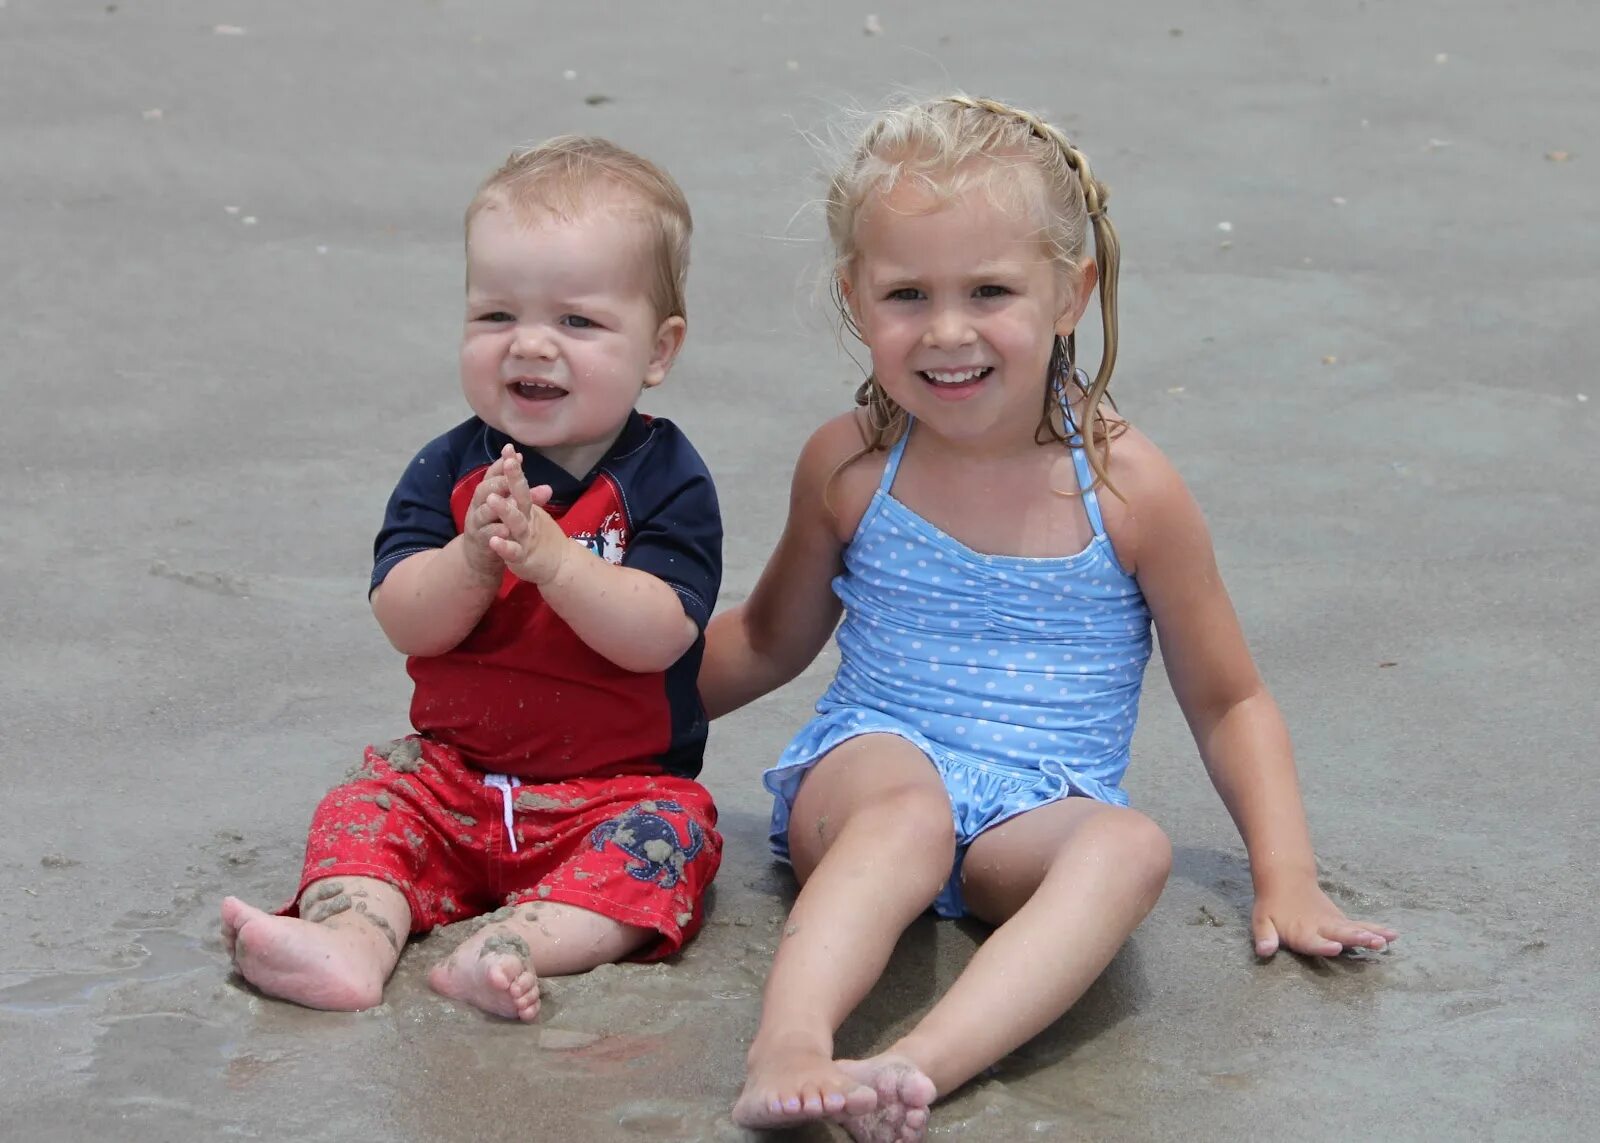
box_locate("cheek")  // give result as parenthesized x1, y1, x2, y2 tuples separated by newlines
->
(461, 334, 503, 366)
(864, 313, 913, 352)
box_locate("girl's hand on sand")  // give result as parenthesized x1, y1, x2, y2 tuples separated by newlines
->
(1252, 881, 1398, 958)
(486, 476, 561, 584)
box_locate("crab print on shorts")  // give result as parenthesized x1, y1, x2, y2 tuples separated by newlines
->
(589, 800, 706, 889)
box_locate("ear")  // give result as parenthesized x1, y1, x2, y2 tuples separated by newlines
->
(642, 315, 687, 388)
(837, 274, 865, 331)
(1053, 259, 1099, 338)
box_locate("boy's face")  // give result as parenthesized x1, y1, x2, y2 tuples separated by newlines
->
(461, 201, 685, 477)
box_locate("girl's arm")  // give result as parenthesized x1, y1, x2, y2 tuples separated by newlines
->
(699, 416, 858, 718)
(1113, 429, 1397, 957)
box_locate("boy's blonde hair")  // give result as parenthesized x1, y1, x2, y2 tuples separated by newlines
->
(467, 135, 693, 320)
(826, 94, 1125, 491)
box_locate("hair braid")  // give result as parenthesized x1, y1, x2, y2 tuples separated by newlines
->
(939, 97, 1125, 493)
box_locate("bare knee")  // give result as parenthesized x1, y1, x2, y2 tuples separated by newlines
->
(794, 782, 955, 886)
(1087, 810, 1172, 899)
(834, 783, 954, 854)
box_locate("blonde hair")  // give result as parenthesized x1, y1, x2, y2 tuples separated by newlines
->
(826, 94, 1125, 492)
(467, 135, 692, 320)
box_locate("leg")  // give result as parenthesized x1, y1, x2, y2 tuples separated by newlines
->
(430, 776, 722, 1022)
(221, 875, 411, 1011)
(734, 735, 956, 1132)
(428, 901, 653, 1022)
(853, 800, 1170, 1118)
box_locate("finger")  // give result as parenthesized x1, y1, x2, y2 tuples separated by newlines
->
(1283, 926, 1343, 957)
(1252, 915, 1280, 959)
(491, 495, 531, 540)
(528, 483, 554, 508)
(506, 463, 532, 510)
(1351, 919, 1400, 943)
(1323, 922, 1388, 952)
(472, 503, 504, 535)
(489, 535, 524, 562)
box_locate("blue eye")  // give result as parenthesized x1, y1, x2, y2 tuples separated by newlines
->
(561, 314, 597, 329)
(476, 311, 515, 323)
(974, 285, 1011, 298)
(885, 288, 924, 302)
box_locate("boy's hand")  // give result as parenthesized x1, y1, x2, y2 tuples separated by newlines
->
(1252, 879, 1399, 959)
(461, 461, 513, 583)
(486, 446, 563, 584)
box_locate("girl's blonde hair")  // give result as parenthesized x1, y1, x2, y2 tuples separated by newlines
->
(827, 94, 1125, 491)
(467, 135, 692, 320)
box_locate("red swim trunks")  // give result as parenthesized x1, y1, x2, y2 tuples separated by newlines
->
(286, 737, 721, 960)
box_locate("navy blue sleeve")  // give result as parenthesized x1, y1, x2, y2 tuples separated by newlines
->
(618, 424, 723, 631)
(370, 425, 478, 593)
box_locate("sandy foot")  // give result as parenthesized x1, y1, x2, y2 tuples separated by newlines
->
(732, 1036, 878, 1128)
(427, 925, 541, 1022)
(220, 896, 384, 1011)
(833, 1054, 937, 1143)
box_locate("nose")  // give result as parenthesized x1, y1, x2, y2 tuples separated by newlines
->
(511, 323, 557, 360)
(923, 304, 976, 350)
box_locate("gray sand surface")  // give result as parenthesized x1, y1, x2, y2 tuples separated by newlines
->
(2, 1, 1597, 1139)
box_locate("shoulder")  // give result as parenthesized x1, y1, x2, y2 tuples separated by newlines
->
(390, 417, 494, 496)
(795, 409, 874, 475)
(607, 414, 721, 526)
(410, 416, 495, 474)
(1096, 417, 1205, 576)
(792, 409, 886, 543)
(616, 414, 713, 481)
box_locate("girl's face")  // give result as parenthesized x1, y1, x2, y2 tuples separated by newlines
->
(843, 179, 1093, 451)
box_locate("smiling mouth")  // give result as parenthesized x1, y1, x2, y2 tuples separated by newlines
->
(919, 367, 993, 387)
(509, 380, 566, 401)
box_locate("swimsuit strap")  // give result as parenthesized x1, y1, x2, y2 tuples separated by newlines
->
(879, 424, 912, 493)
(1059, 379, 1108, 541)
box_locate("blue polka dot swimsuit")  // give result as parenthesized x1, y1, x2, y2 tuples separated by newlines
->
(763, 416, 1154, 917)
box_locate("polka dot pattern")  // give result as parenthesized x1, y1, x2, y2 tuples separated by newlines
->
(764, 428, 1156, 918)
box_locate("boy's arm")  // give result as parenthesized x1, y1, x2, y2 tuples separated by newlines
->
(699, 419, 852, 718)
(526, 542, 698, 674)
(370, 437, 511, 658)
(1115, 429, 1397, 957)
(370, 535, 502, 657)
(487, 444, 712, 675)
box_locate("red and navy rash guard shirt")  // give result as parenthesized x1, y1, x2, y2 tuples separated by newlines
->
(371, 412, 721, 781)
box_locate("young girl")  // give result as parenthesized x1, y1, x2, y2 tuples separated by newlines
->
(699, 94, 1397, 1141)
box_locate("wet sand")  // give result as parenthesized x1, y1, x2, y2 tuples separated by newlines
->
(2, 1, 1596, 1139)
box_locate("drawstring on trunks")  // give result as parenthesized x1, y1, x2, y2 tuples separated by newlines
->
(482, 773, 522, 853)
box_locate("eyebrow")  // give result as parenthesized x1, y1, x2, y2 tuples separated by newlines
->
(871, 263, 1028, 285)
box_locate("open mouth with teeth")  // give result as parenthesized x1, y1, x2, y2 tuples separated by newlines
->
(919, 367, 993, 390)
(508, 380, 566, 402)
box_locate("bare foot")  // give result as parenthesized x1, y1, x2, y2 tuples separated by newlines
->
(220, 896, 385, 1011)
(834, 1054, 937, 1143)
(427, 925, 541, 1022)
(732, 1033, 878, 1128)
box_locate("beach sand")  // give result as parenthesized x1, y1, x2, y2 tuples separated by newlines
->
(2, 1, 1596, 1138)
